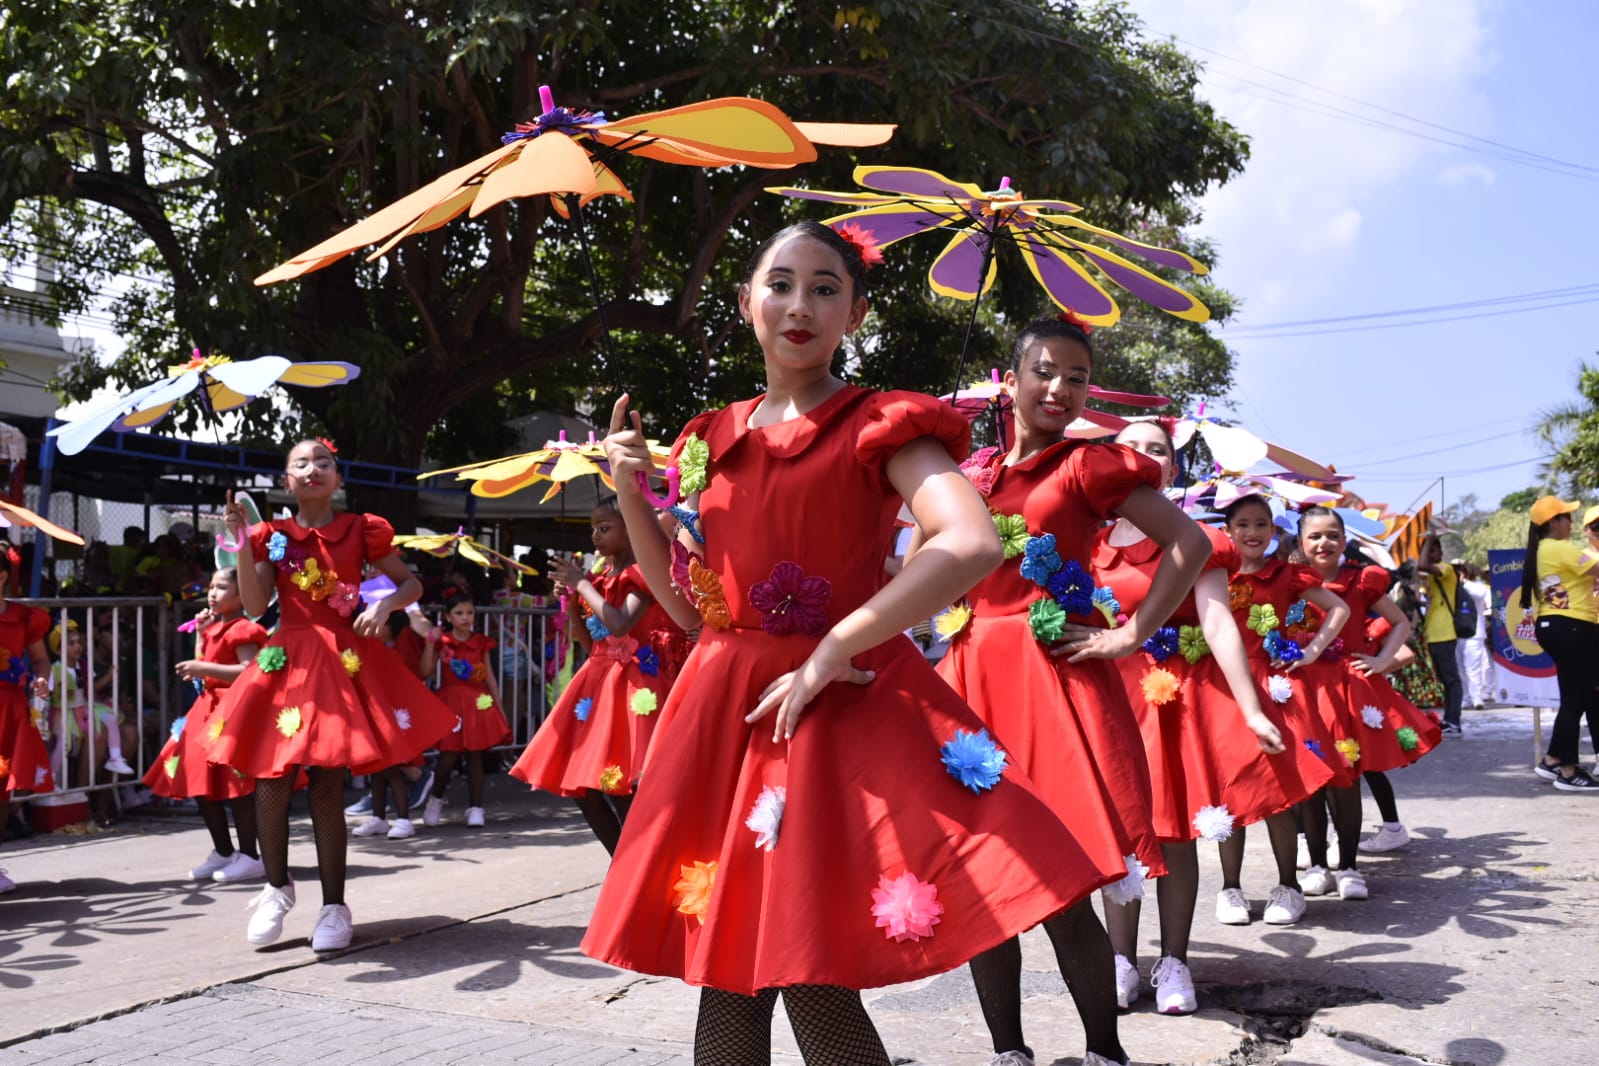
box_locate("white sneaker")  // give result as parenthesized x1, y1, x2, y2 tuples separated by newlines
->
(119, 785, 151, 808)
(1336, 868, 1369, 900)
(188, 850, 233, 880)
(245, 883, 296, 945)
(386, 818, 415, 840)
(465, 806, 486, 828)
(212, 852, 265, 883)
(422, 795, 445, 827)
(351, 817, 390, 838)
(987, 1052, 1034, 1066)
(1149, 956, 1197, 1015)
(104, 756, 135, 775)
(1300, 865, 1336, 896)
(310, 903, 353, 951)
(1215, 887, 1251, 926)
(1113, 953, 1140, 1010)
(1262, 884, 1306, 925)
(1358, 824, 1411, 853)
(1295, 832, 1309, 868)
(0, 869, 15, 894)
(1082, 1055, 1129, 1066)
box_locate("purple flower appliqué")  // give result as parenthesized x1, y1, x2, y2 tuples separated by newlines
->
(748, 561, 832, 637)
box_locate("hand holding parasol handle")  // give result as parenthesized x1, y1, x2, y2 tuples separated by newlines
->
(637, 467, 680, 509)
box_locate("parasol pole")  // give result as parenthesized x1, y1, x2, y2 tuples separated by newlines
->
(946, 182, 1006, 402)
(562, 194, 628, 398)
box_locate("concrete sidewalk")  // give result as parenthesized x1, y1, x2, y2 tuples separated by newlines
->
(0, 705, 1593, 1065)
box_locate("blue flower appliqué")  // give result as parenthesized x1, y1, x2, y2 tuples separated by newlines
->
(170, 715, 187, 741)
(1264, 629, 1304, 663)
(1019, 533, 1064, 586)
(1092, 586, 1121, 617)
(669, 506, 705, 545)
(940, 729, 1009, 794)
(1047, 560, 1097, 616)
(585, 615, 611, 641)
(636, 646, 660, 677)
(267, 531, 287, 562)
(1285, 599, 1308, 625)
(1304, 738, 1323, 757)
(0, 655, 27, 686)
(1142, 627, 1180, 663)
(574, 697, 593, 722)
(449, 658, 473, 681)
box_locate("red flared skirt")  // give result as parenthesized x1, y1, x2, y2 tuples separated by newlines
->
(510, 654, 663, 797)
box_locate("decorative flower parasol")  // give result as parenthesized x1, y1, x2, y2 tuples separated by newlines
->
(420, 429, 672, 502)
(1171, 404, 1336, 481)
(391, 528, 537, 574)
(0, 499, 85, 546)
(47, 351, 361, 457)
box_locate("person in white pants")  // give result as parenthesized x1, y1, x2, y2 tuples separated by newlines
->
(1455, 562, 1495, 707)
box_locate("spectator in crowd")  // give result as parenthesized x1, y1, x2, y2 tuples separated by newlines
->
(1455, 562, 1495, 708)
(1418, 533, 1466, 735)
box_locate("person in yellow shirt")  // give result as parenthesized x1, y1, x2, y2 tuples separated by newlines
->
(1417, 534, 1466, 735)
(1522, 496, 1599, 791)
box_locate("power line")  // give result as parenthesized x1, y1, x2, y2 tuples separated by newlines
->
(1222, 295, 1599, 340)
(1224, 283, 1599, 332)
(1356, 428, 1529, 468)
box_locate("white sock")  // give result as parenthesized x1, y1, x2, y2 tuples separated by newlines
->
(1383, 821, 1403, 831)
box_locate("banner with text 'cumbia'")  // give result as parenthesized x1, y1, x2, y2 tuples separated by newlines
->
(1486, 549, 1560, 707)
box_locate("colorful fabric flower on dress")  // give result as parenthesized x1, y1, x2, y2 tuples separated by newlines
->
(600, 635, 640, 664)
(276, 706, 303, 737)
(1193, 804, 1235, 842)
(636, 646, 660, 676)
(256, 646, 287, 673)
(669, 505, 704, 544)
(1046, 560, 1096, 616)
(279, 542, 309, 573)
(1321, 637, 1345, 663)
(748, 561, 832, 637)
(1284, 623, 1315, 646)
(476, 694, 495, 711)
(1178, 625, 1210, 663)
(1092, 586, 1122, 627)
(1019, 534, 1063, 586)
(935, 602, 973, 640)
(0, 653, 25, 686)
(169, 715, 187, 741)
(341, 649, 362, 676)
(677, 434, 710, 495)
(1228, 581, 1252, 612)
(574, 697, 593, 722)
(1360, 704, 1385, 729)
(469, 662, 488, 683)
(163, 754, 180, 778)
(669, 541, 697, 602)
(1141, 667, 1180, 707)
(745, 785, 787, 851)
(1142, 627, 1180, 663)
(207, 717, 226, 742)
(870, 871, 943, 943)
(585, 615, 611, 641)
(992, 513, 1029, 559)
(1304, 738, 1324, 757)
(1263, 630, 1303, 663)
(671, 859, 717, 923)
(959, 447, 999, 497)
(630, 689, 658, 716)
(1247, 604, 1279, 637)
(0, 755, 10, 780)
(940, 729, 1008, 793)
(599, 764, 626, 792)
(292, 558, 337, 600)
(449, 658, 473, 681)
(1396, 726, 1420, 752)
(1335, 737, 1361, 766)
(266, 532, 287, 562)
(689, 558, 731, 630)
(329, 581, 360, 618)
(1267, 675, 1293, 703)
(394, 709, 412, 731)
(1028, 597, 1067, 643)
(1285, 599, 1308, 626)
(1103, 853, 1149, 906)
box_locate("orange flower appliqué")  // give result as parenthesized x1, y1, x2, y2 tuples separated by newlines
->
(690, 558, 731, 630)
(1228, 581, 1252, 612)
(1141, 667, 1180, 708)
(672, 859, 718, 924)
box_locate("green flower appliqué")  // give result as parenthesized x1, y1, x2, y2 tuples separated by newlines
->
(678, 434, 710, 495)
(993, 513, 1029, 559)
(1178, 625, 1210, 664)
(1028, 597, 1067, 643)
(256, 646, 287, 673)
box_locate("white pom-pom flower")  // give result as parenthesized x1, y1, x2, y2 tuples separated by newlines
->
(1193, 804, 1235, 842)
(745, 785, 787, 852)
(1361, 704, 1385, 729)
(1267, 675, 1293, 704)
(1102, 853, 1149, 906)
(394, 708, 412, 731)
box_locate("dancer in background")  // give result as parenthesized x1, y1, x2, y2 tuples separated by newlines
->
(422, 590, 510, 828)
(0, 547, 53, 895)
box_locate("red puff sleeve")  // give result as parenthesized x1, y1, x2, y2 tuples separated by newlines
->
(24, 604, 51, 645)
(611, 564, 651, 607)
(1358, 565, 1392, 599)
(247, 520, 276, 560)
(1201, 523, 1241, 573)
(476, 633, 499, 654)
(855, 390, 971, 491)
(1284, 562, 1324, 596)
(361, 513, 397, 563)
(1061, 442, 1162, 523)
(671, 411, 719, 466)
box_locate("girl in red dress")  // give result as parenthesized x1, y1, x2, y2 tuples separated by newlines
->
(931, 319, 1209, 1064)
(211, 440, 456, 952)
(1296, 507, 1440, 885)
(143, 568, 269, 884)
(1217, 496, 1352, 907)
(592, 223, 1114, 1066)
(1092, 423, 1336, 1016)
(510, 498, 682, 853)
(350, 608, 433, 840)
(0, 547, 53, 895)
(421, 591, 510, 829)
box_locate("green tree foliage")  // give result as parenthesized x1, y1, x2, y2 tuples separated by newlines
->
(1534, 359, 1599, 494)
(1, 0, 1248, 515)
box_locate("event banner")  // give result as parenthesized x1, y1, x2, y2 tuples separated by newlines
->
(1486, 549, 1560, 707)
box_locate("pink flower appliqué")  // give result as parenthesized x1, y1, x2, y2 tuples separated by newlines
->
(959, 446, 999, 497)
(599, 635, 640, 664)
(870, 871, 943, 943)
(670, 540, 697, 606)
(747, 561, 832, 637)
(329, 581, 360, 618)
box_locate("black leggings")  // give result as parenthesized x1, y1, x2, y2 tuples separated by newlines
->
(1537, 615, 1599, 765)
(1429, 639, 1463, 726)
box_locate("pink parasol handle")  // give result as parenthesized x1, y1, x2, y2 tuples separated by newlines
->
(539, 85, 555, 114)
(637, 467, 680, 509)
(176, 617, 201, 633)
(215, 531, 241, 552)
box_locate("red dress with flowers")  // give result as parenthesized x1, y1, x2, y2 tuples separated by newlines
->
(0, 602, 54, 795)
(1093, 526, 1335, 843)
(936, 440, 1165, 886)
(434, 632, 512, 751)
(581, 388, 1106, 994)
(1227, 561, 1354, 788)
(143, 615, 268, 800)
(209, 514, 457, 777)
(510, 566, 679, 796)
(1313, 565, 1441, 773)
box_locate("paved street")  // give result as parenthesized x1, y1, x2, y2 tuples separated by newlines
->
(0, 705, 1593, 1065)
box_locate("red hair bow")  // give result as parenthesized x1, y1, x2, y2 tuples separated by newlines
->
(1057, 309, 1094, 334)
(316, 437, 339, 455)
(832, 222, 884, 269)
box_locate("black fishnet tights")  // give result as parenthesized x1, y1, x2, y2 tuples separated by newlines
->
(1364, 770, 1400, 824)
(253, 767, 348, 904)
(1105, 842, 1198, 964)
(1217, 810, 1302, 889)
(694, 985, 889, 1065)
(371, 767, 410, 821)
(968, 900, 1125, 1063)
(573, 789, 632, 855)
(1300, 785, 1362, 870)
(198, 796, 259, 858)
(432, 751, 486, 809)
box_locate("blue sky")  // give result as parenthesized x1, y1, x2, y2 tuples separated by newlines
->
(1126, 0, 1596, 519)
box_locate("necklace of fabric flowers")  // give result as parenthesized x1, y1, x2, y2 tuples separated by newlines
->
(268, 531, 360, 618)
